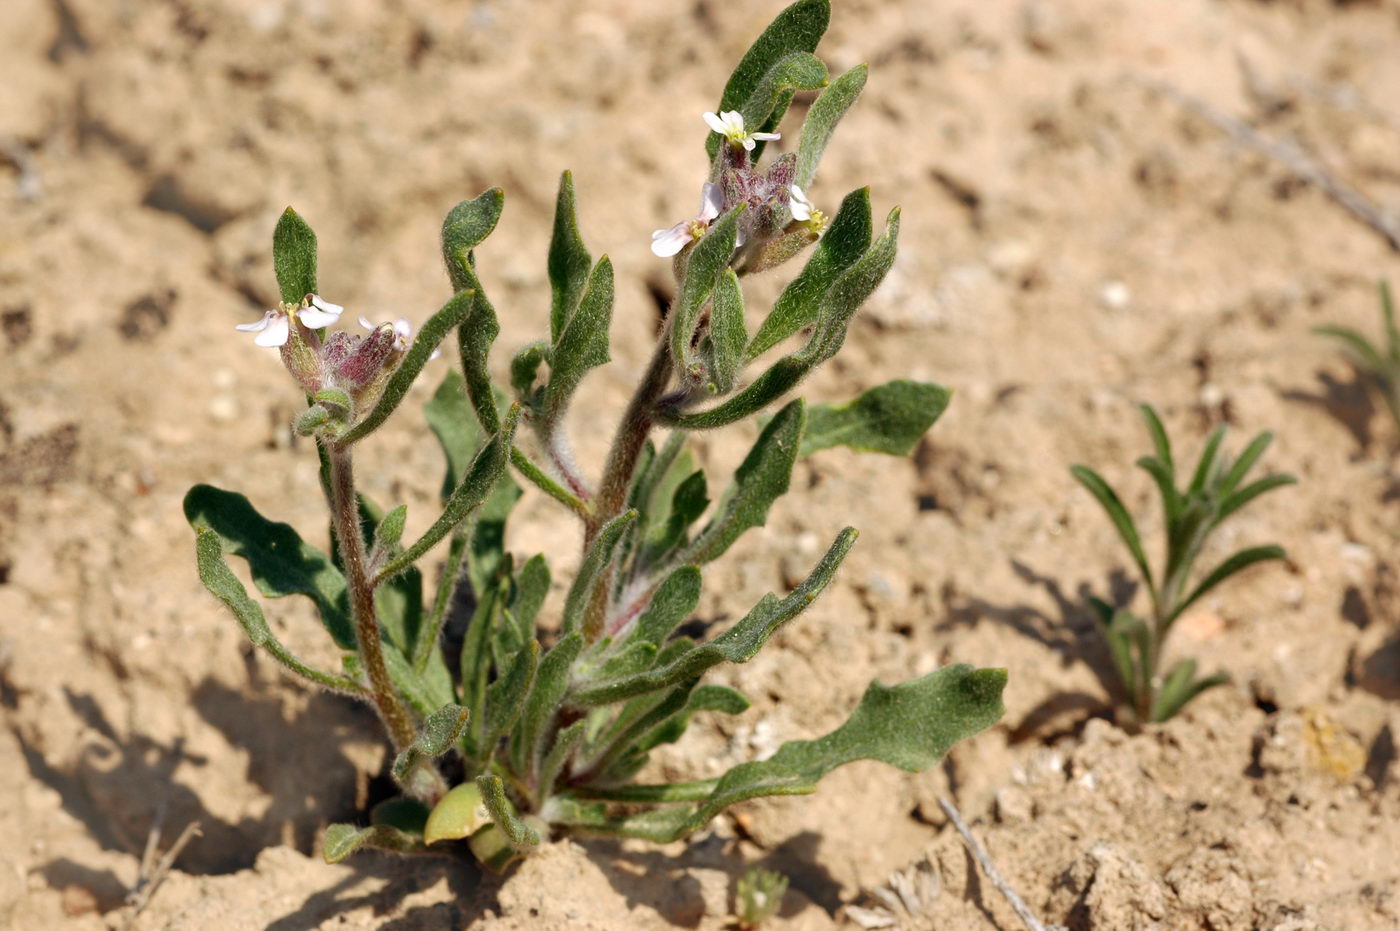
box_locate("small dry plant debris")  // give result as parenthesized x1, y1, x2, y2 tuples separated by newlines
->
(1315, 280, 1400, 433)
(1071, 404, 1295, 724)
(183, 0, 1006, 872)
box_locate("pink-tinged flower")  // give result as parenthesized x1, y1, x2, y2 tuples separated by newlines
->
(235, 294, 344, 347)
(359, 316, 440, 359)
(651, 182, 725, 257)
(702, 110, 780, 152)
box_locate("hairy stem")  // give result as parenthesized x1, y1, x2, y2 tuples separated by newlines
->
(327, 446, 418, 751)
(589, 335, 674, 544)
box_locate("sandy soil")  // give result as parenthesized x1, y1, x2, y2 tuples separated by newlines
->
(2, 0, 1399, 928)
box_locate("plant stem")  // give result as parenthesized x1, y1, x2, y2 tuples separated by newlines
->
(588, 335, 673, 545)
(327, 445, 417, 751)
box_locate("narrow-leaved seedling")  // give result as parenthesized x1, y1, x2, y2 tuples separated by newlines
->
(1071, 405, 1296, 724)
(1315, 281, 1400, 433)
(186, 0, 1006, 872)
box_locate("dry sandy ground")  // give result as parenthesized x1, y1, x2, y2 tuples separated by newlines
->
(2, 0, 1400, 928)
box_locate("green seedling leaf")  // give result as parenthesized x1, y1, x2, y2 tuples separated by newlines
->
(185, 485, 354, 650)
(794, 64, 867, 190)
(273, 207, 317, 304)
(570, 528, 855, 707)
(562, 509, 638, 638)
(672, 207, 743, 377)
(380, 408, 518, 580)
(477, 774, 540, 848)
(323, 823, 423, 863)
(1314, 325, 1387, 372)
(684, 399, 803, 565)
(548, 170, 593, 342)
(442, 187, 505, 292)
(1218, 473, 1297, 522)
(1170, 544, 1287, 623)
(1218, 431, 1272, 499)
(392, 703, 470, 784)
(1187, 425, 1227, 496)
(1103, 608, 1148, 707)
(339, 289, 475, 445)
(1139, 404, 1175, 478)
(1135, 455, 1181, 527)
(1069, 465, 1155, 591)
(747, 187, 873, 360)
(1151, 659, 1228, 722)
(482, 640, 539, 757)
(423, 781, 491, 845)
(514, 632, 584, 777)
(706, 0, 830, 161)
(192, 529, 363, 692)
(545, 256, 613, 421)
(799, 380, 950, 457)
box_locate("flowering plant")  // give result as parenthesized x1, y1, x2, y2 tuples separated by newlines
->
(184, 0, 1005, 871)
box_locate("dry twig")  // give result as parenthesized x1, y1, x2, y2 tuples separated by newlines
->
(115, 805, 200, 931)
(938, 797, 1064, 931)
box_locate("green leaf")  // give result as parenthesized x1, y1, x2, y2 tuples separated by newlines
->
(1151, 659, 1228, 722)
(684, 399, 804, 564)
(1314, 324, 1387, 372)
(795, 64, 867, 190)
(514, 632, 584, 777)
(339, 289, 475, 445)
(537, 719, 586, 800)
(640, 470, 709, 567)
(798, 380, 949, 457)
(424, 371, 482, 499)
(1138, 404, 1175, 479)
(468, 457, 524, 598)
(322, 822, 424, 862)
(626, 566, 702, 646)
(1218, 473, 1296, 522)
(191, 528, 363, 692)
(380, 408, 518, 580)
(423, 781, 490, 845)
(476, 774, 540, 848)
(1135, 455, 1182, 527)
(372, 505, 408, 556)
(459, 575, 508, 760)
(707, 269, 747, 395)
(554, 664, 1004, 843)
(370, 797, 430, 836)
(1069, 465, 1155, 591)
(482, 640, 539, 757)
(1218, 431, 1273, 499)
(273, 207, 317, 304)
(383, 643, 453, 718)
(1169, 544, 1287, 623)
(797, 206, 901, 366)
(747, 187, 873, 360)
(442, 188, 505, 292)
(449, 268, 504, 435)
(1187, 425, 1227, 496)
(1102, 608, 1148, 709)
(548, 170, 593, 342)
(510, 554, 551, 632)
(510, 340, 549, 406)
(707, 0, 830, 162)
(628, 683, 749, 758)
(545, 256, 613, 420)
(734, 52, 829, 164)
(562, 509, 638, 638)
(391, 703, 470, 783)
(570, 528, 855, 707)
(184, 485, 354, 650)
(672, 207, 743, 376)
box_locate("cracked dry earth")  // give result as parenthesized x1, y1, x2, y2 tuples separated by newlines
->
(3, 0, 1400, 928)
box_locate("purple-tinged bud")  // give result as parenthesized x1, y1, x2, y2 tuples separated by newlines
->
(765, 153, 796, 191)
(330, 324, 396, 390)
(279, 313, 324, 394)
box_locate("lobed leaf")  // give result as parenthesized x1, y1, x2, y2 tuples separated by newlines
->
(273, 207, 317, 304)
(185, 485, 354, 650)
(798, 380, 950, 457)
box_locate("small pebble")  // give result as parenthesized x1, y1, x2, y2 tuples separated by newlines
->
(1098, 280, 1131, 310)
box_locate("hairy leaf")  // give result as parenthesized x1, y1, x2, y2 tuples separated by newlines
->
(273, 207, 317, 304)
(441, 187, 505, 292)
(392, 703, 470, 783)
(562, 510, 638, 638)
(477, 774, 540, 847)
(707, 269, 747, 395)
(799, 380, 950, 457)
(672, 207, 743, 376)
(794, 65, 867, 190)
(545, 256, 613, 420)
(323, 823, 423, 863)
(548, 170, 593, 342)
(514, 632, 584, 777)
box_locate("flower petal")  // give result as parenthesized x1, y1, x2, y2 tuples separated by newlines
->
(235, 310, 275, 333)
(309, 294, 345, 317)
(720, 110, 744, 131)
(789, 185, 812, 221)
(358, 315, 377, 331)
(702, 111, 727, 135)
(751, 131, 781, 142)
(651, 224, 692, 257)
(698, 182, 724, 221)
(297, 307, 339, 328)
(254, 313, 291, 347)
(740, 137, 757, 152)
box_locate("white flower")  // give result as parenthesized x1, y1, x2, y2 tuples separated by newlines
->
(788, 184, 814, 221)
(235, 294, 344, 348)
(702, 110, 780, 152)
(651, 182, 724, 257)
(359, 315, 440, 359)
